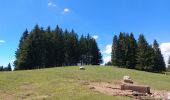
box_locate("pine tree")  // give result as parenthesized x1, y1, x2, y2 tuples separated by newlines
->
(152, 40, 166, 72)
(0, 66, 3, 71)
(79, 34, 102, 65)
(168, 56, 170, 71)
(14, 24, 102, 70)
(14, 29, 29, 70)
(111, 35, 119, 66)
(64, 29, 79, 66)
(117, 32, 126, 67)
(128, 33, 137, 69)
(145, 45, 155, 72)
(90, 38, 102, 65)
(53, 26, 64, 66)
(136, 34, 149, 70)
(79, 35, 87, 65)
(7, 63, 12, 71)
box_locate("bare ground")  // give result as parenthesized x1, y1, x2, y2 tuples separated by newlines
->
(80, 80, 170, 100)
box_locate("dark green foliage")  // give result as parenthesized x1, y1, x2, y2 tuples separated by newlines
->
(111, 35, 119, 66)
(79, 34, 102, 65)
(105, 61, 112, 66)
(14, 25, 102, 70)
(111, 33, 165, 73)
(0, 66, 4, 71)
(127, 33, 137, 69)
(64, 30, 79, 66)
(0, 63, 12, 71)
(136, 34, 149, 70)
(117, 32, 126, 67)
(168, 56, 170, 71)
(111, 33, 137, 68)
(152, 40, 166, 72)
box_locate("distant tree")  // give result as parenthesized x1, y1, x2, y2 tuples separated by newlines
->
(127, 33, 137, 69)
(90, 38, 103, 65)
(145, 45, 155, 72)
(168, 56, 170, 71)
(105, 61, 112, 66)
(136, 34, 149, 70)
(111, 35, 119, 66)
(0, 66, 4, 71)
(117, 32, 126, 67)
(14, 29, 29, 70)
(63, 29, 79, 66)
(79, 34, 102, 65)
(7, 63, 12, 71)
(53, 26, 65, 67)
(14, 24, 102, 70)
(79, 35, 87, 65)
(152, 40, 166, 72)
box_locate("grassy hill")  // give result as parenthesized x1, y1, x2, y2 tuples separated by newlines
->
(0, 66, 170, 100)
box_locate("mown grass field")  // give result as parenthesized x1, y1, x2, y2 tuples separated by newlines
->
(0, 66, 170, 100)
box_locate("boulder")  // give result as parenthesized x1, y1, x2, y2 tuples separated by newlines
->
(121, 84, 150, 94)
(123, 76, 133, 84)
(80, 66, 85, 70)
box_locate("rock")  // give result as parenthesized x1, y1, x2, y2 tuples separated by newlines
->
(89, 87, 95, 89)
(123, 76, 133, 84)
(121, 84, 150, 94)
(80, 66, 85, 70)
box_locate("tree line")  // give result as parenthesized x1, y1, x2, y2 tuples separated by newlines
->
(168, 56, 170, 71)
(0, 63, 12, 71)
(14, 25, 102, 70)
(110, 32, 166, 72)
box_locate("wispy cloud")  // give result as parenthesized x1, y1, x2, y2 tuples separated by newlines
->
(48, 2, 56, 7)
(92, 35, 99, 40)
(160, 42, 170, 67)
(0, 40, 5, 43)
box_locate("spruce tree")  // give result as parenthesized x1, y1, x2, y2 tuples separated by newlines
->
(111, 35, 119, 66)
(136, 34, 149, 70)
(0, 66, 3, 71)
(145, 45, 155, 72)
(90, 38, 102, 65)
(14, 24, 102, 70)
(168, 56, 170, 71)
(14, 29, 29, 70)
(7, 63, 12, 71)
(152, 40, 166, 72)
(128, 33, 137, 69)
(79, 35, 87, 65)
(64, 29, 79, 66)
(118, 32, 126, 67)
(53, 26, 64, 66)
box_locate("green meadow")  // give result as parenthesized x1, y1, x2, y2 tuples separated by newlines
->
(0, 66, 170, 100)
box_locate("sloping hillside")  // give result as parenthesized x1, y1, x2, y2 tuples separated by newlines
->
(0, 66, 170, 100)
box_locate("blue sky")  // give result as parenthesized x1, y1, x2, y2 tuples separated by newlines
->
(0, 0, 170, 67)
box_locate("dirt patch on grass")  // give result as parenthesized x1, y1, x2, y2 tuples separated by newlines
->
(80, 80, 170, 100)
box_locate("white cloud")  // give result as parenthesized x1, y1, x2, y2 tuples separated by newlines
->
(61, 8, 70, 14)
(92, 35, 99, 40)
(104, 44, 112, 54)
(103, 56, 111, 64)
(160, 42, 170, 67)
(48, 2, 56, 7)
(0, 40, 5, 43)
(64, 8, 70, 13)
(10, 59, 15, 63)
(101, 44, 112, 65)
